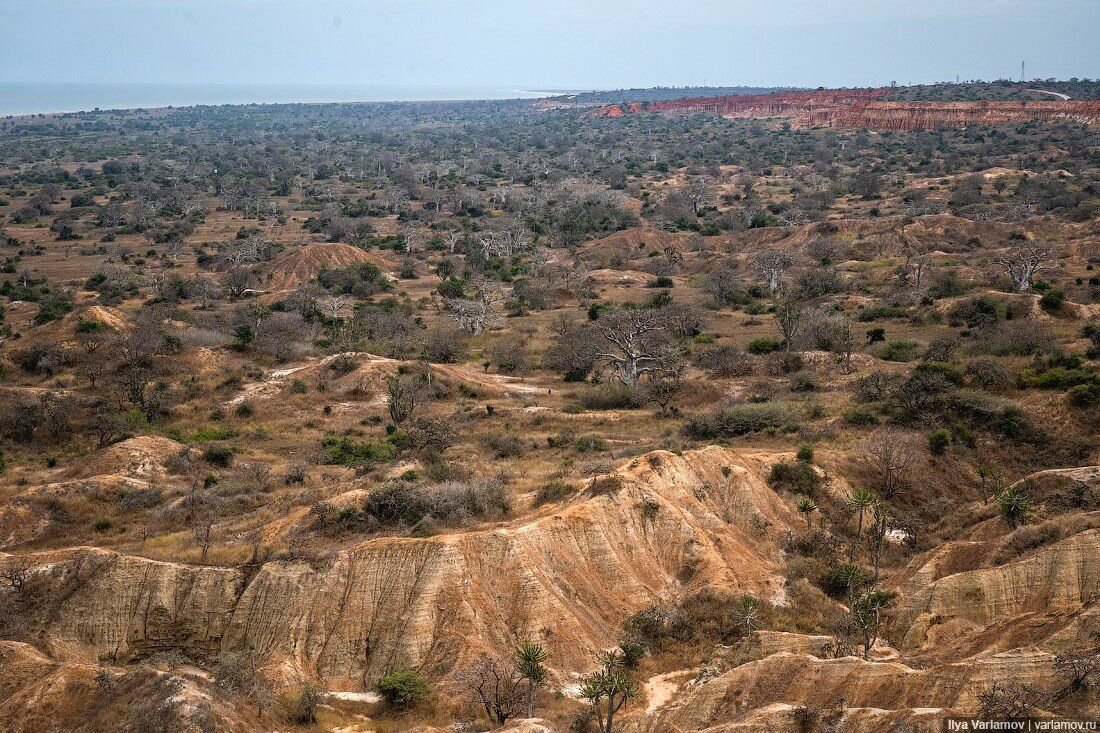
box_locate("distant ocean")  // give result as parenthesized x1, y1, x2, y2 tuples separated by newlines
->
(0, 83, 572, 117)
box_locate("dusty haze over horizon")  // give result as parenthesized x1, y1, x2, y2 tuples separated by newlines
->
(1, 0, 1098, 90)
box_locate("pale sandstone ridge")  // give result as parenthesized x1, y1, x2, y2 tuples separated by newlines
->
(592, 89, 1100, 130)
(892, 528, 1100, 660)
(0, 447, 799, 688)
(0, 436, 188, 549)
(645, 648, 1059, 733)
(0, 641, 260, 733)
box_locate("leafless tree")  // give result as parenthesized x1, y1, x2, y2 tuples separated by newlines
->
(457, 654, 527, 726)
(977, 682, 1044, 721)
(863, 429, 916, 498)
(592, 309, 680, 386)
(98, 202, 126, 228)
(223, 266, 255, 300)
(446, 297, 501, 335)
(193, 275, 223, 309)
(254, 312, 311, 362)
(752, 248, 794, 294)
(193, 521, 213, 562)
(321, 294, 353, 321)
(113, 326, 162, 369)
(774, 300, 803, 352)
(220, 234, 271, 267)
(1054, 648, 1100, 692)
(444, 231, 463, 254)
(896, 246, 931, 288)
(385, 371, 425, 427)
(995, 241, 1055, 292)
(687, 175, 715, 215)
(0, 558, 29, 590)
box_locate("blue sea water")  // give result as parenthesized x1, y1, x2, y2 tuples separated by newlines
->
(0, 82, 567, 117)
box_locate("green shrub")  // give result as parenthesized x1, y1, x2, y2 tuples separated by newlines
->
(747, 337, 782, 355)
(1067, 382, 1100, 409)
(1021, 368, 1096, 391)
(578, 384, 644, 410)
(484, 433, 525, 458)
(996, 406, 1028, 438)
(843, 409, 878, 426)
(857, 306, 905, 322)
(817, 564, 867, 599)
(533, 481, 574, 507)
(998, 486, 1032, 527)
(796, 444, 814, 463)
(913, 361, 964, 385)
(75, 317, 108, 333)
(768, 460, 821, 495)
(1038, 288, 1064, 311)
(92, 517, 113, 533)
(574, 434, 608, 453)
(866, 327, 886, 344)
(189, 424, 238, 442)
(684, 403, 796, 438)
(322, 436, 397, 466)
(202, 443, 234, 467)
(374, 669, 430, 709)
(879, 339, 920, 362)
(928, 428, 952, 455)
(280, 682, 320, 724)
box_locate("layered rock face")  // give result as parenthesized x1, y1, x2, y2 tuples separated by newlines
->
(593, 89, 888, 121)
(647, 649, 1060, 733)
(1, 447, 797, 688)
(0, 641, 262, 733)
(829, 101, 1100, 130)
(593, 89, 1100, 130)
(631, 466, 1100, 732)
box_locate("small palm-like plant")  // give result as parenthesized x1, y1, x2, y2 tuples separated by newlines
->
(796, 497, 818, 529)
(847, 487, 877, 561)
(515, 642, 549, 718)
(731, 594, 762, 635)
(579, 651, 637, 733)
(997, 486, 1032, 527)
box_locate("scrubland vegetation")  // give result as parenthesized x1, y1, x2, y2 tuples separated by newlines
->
(1, 80, 1098, 731)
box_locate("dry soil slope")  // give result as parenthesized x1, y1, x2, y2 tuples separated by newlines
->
(0, 446, 799, 690)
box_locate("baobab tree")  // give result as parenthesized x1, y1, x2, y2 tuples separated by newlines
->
(751, 248, 794, 293)
(591, 309, 680, 386)
(995, 240, 1055, 292)
(687, 175, 715, 215)
(321, 294, 353, 321)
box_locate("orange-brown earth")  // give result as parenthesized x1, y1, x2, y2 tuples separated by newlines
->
(594, 88, 1100, 130)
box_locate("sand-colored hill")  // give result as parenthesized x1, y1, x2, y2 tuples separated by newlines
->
(0, 447, 799, 691)
(647, 648, 1061, 733)
(0, 641, 264, 733)
(262, 242, 384, 291)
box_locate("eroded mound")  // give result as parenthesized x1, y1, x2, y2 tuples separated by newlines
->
(0, 447, 798, 689)
(263, 242, 384, 291)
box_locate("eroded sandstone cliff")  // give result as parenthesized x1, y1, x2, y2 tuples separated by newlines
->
(1, 447, 798, 689)
(593, 89, 1100, 130)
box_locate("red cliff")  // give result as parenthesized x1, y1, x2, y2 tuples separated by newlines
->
(591, 89, 1100, 130)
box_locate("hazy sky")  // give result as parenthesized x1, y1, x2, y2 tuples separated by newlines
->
(2, 0, 1097, 89)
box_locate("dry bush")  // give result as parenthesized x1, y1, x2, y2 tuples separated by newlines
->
(363, 478, 511, 528)
(989, 514, 1100, 566)
(695, 344, 755, 377)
